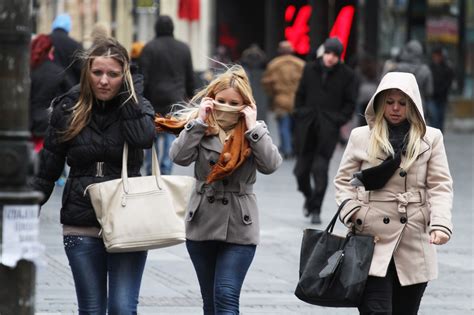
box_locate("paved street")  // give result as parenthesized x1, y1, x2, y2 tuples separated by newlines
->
(35, 120, 473, 314)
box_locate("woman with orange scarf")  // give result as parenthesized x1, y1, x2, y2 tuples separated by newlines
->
(156, 65, 282, 314)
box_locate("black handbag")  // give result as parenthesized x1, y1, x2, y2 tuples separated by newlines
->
(295, 199, 375, 307)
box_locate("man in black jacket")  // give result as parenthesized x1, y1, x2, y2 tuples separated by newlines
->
(139, 15, 195, 175)
(293, 37, 357, 224)
(49, 14, 83, 85)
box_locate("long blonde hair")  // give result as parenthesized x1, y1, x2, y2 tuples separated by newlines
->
(367, 89, 425, 170)
(61, 37, 136, 142)
(171, 65, 255, 125)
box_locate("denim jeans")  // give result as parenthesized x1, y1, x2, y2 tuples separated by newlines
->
(144, 133, 175, 175)
(276, 114, 293, 156)
(64, 236, 147, 315)
(426, 99, 447, 132)
(186, 240, 256, 315)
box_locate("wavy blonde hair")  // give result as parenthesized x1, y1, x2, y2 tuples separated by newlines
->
(61, 37, 136, 142)
(171, 65, 255, 129)
(367, 89, 426, 170)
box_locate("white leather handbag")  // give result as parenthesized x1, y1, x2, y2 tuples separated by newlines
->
(85, 143, 195, 252)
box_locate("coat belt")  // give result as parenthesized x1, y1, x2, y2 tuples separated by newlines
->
(357, 190, 426, 214)
(195, 180, 253, 198)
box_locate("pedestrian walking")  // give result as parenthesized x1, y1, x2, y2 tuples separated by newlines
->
(293, 37, 357, 224)
(29, 34, 73, 152)
(388, 39, 433, 122)
(139, 15, 195, 175)
(354, 52, 378, 126)
(156, 65, 282, 314)
(49, 13, 83, 85)
(30, 37, 155, 314)
(261, 40, 305, 159)
(427, 46, 454, 132)
(334, 72, 453, 314)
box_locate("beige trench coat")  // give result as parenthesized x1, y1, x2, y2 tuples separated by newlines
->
(334, 72, 453, 286)
(170, 119, 282, 245)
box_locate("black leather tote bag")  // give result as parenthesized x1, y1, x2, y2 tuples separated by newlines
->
(295, 199, 375, 307)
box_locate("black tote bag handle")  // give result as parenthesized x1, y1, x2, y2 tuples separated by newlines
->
(325, 198, 351, 234)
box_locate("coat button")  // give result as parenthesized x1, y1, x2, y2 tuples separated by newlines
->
(400, 216, 407, 224)
(356, 219, 363, 225)
(252, 133, 259, 140)
(222, 179, 229, 186)
(207, 196, 215, 203)
(244, 215, 250, 222)
(209, 160, 216, 166)
(399, 170, 407, 177)
(383, 217, 390, 224)
(222, 198, 229, 205)
(185, 122, 194, 130)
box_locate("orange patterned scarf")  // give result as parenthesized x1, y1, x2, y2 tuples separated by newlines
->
(155, 115, 251, 183)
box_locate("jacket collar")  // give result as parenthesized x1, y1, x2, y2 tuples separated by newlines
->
(200, 135, 223, 154)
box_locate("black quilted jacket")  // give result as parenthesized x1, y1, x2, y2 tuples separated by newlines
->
(31, 75, 155, 227)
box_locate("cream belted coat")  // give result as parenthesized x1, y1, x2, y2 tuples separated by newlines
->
(334, 72, 453, 286)
(170, 119, 282, 245)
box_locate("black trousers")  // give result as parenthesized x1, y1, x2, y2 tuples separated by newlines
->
(293, 122, 339, 214)
(358, 260, 428, 315)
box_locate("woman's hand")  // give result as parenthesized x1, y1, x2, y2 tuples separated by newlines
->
(241, 103, 257, 130)
(198, 97, 214, 121)
(430, 230, 449, 245)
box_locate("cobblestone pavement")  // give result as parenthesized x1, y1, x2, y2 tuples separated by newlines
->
(36, 125, 473, 315)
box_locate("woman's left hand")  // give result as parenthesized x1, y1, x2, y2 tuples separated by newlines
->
(241, 103, 257, 130)
(430, 230, 450, 245)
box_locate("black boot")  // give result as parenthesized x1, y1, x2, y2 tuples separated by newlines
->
(303, 200, 310, 217)
(311, 212, 321, 224)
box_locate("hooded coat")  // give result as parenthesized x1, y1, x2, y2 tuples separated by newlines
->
(334, 72, 453, 286)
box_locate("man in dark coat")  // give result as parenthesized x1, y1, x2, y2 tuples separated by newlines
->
(293, 37, 357, 224)
(49, 14, 83, 85)
(427, 46, 453, 132)
(139, 15, 195, 175)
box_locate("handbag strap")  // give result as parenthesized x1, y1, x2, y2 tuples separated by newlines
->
(122, 143, 162, 193)
(325, 198, 351, 234)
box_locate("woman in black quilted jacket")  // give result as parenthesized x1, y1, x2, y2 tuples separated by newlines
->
(31, 37, 155, 314)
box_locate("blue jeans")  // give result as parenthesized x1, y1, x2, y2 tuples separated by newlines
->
(426, 99, 447, 132)
(276, 114, 293, 156)
(64, 236, 147, 315)
(144, 133, 175, 175)
(186, 240, 256, 315)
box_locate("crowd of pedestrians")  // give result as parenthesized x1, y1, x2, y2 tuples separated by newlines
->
(28, 12, 455, 315)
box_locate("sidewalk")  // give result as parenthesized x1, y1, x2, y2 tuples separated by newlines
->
(36, 128, 473, 314)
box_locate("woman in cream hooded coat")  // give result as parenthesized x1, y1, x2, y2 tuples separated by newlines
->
(334, 72, 453, 314)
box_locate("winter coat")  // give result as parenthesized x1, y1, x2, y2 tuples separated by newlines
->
(169, 119, 282, 245)
(31, 76, 155, 227)
(139, 35, 195, 115)
(49, 29, 83, 85)
(430, 60, 454, 103)
(293, 58, 357, 155)
(261, 54, 305, 116)
(30, 59, 74, 137)
(334, 72, 453, 286)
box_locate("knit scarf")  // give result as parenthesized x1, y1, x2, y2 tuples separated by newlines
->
(154, 112, 251, 184)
